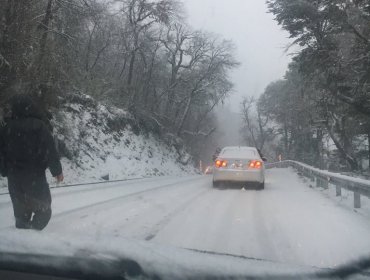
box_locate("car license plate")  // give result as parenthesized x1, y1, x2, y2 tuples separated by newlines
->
(234, 160, 243, 168)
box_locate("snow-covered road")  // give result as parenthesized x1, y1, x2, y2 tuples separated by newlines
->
(1, 168, 370, 269)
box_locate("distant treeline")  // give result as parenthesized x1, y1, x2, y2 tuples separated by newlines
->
(241, 1, 370, 171)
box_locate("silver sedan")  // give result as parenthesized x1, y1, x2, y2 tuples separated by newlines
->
(212, 146, 265, 189)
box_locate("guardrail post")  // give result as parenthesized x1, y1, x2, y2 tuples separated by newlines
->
(310, 171, 315, 182)
(354, 192, 361, 208)
(316, 177, 321, 188)
(336, 185, 341, 196)
(304, 169, 310, 179)
(322, 178, 329, 189)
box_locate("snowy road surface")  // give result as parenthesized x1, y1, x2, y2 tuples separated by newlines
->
(1, 168, 370, 269)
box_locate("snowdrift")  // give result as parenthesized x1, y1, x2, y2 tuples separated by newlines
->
(1, 94, 196, 188)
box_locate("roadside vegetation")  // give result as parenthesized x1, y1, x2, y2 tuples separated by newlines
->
(0, 0, 238, 164)
(242, 1, 370, 173)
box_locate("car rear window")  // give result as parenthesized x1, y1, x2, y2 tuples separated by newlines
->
(220, 148, 257, 158)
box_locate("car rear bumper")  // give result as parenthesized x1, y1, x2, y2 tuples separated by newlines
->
(213, 168, 264, 183)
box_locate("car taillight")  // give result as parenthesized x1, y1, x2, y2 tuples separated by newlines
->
(249, 160, 262, 169)
(215, 160, 228, 168)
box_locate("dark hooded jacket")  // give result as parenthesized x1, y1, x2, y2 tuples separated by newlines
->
(0, 95, 62, 177)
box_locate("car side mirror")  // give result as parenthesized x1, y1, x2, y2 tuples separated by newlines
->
(262, 157, 267, 162)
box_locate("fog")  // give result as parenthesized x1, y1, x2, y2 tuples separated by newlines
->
(184, 0, 292, 111)
(184, 0, 293, 149)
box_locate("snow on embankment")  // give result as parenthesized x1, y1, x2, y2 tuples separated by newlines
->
(52, 94, 197, 184)
(0, 94, 196, 188)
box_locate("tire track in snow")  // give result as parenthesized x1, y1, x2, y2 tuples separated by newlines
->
(144, 182, 253, 255)
(50, 176, 205, 223)
(0, 176, 194, 209)
(143, 187, 211, 241)
(251, 178, 299, 263)
(251, 181, 280, 261)
(0, 176, 204, 230)
(0, 177, 163, 209)
(50, 176, 176, 198)
(73, 176, 213, 240)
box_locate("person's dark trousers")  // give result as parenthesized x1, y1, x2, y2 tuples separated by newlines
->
(8, 169, 52, 230)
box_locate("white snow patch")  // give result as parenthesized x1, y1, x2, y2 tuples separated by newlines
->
(293, 167, 370, 218)
(0, 97, 197, 189)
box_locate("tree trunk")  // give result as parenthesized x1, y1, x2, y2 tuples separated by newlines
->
(368, 133, 370, 171)
(36, 0, 54, 71)
(326, 124, 359, 171)
(127, 50, 136, 87)
(165, 59, 179, 117)
(177, 94, 192, 135)
(0, 0, 26, 93)
(127, 50, 136, 110)
(85, 23, 97, 72)
(143, 47, 159, 109)
(119, 57, 127, 78)
(283, 118, 289, 157)
(317, 129, 324, 169)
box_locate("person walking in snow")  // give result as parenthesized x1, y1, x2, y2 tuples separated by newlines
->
(0, 95, 63, 230)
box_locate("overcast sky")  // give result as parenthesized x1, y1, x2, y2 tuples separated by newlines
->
(183, 0, 293, 112)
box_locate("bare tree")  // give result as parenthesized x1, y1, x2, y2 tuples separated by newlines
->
(241, 97, 276, 152)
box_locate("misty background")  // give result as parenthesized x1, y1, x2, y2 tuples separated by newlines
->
(184, 0, 292, 149)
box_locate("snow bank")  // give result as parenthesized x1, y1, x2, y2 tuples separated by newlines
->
(293, 167, 370, 218)
(267, 161, 370, 218)
(52, 95, 197, 184)
(0, 94, 197, 188)
(270, 164, 370, 218)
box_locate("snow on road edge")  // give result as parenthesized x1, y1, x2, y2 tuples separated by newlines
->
(282, 166, 370, 218)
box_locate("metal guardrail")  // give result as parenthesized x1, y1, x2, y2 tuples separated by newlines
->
(266, 160, 370, 209)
